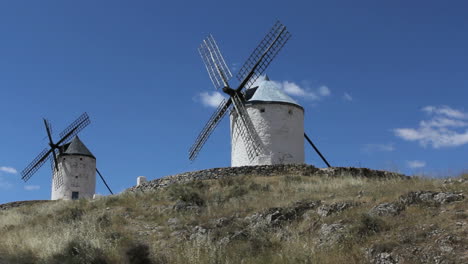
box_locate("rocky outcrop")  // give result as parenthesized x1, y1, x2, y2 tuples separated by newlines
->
(126, 164, 407, 193)
(399, 191, 464, 206)
(369, 202, 405, 217)
(0, 200, 50, 211)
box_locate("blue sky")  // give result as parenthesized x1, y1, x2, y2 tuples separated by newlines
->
(1, 1, 467, 204)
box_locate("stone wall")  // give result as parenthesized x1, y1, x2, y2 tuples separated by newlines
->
(126, 164, 407, 193)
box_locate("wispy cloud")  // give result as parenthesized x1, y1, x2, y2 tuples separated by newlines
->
(249, 75, 331, 100)
(275, 80, 331, 101)
(24, 185, 40, 191)
(197, 76, 331, 108)
(362, 143, 395, 153)
(394, 105, 468, 148)
(318, 86, 331, 96)
(343, 93, 353, 101)
(407, 160, 426, 169)
(0, 166, 17, 174)
(198, 91, 226, 108)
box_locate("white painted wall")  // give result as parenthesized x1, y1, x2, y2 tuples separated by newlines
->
(231, 103, 304, 166)
(51, 155, 96, 200)
(137, 176, 147, 186)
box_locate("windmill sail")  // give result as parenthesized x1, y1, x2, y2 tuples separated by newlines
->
(58, 112, 90, 145)
(231, 93, 263, 161)
(189, 98, 232, 161)
(189, 21, 290, 162)
(21, 112, 90, 182)
(199, 34, 233, 89)
(21, 148, 52, 182)
(236, 21, 291, 90)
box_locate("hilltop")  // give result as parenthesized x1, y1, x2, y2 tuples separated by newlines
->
(0, 165, 466, 264)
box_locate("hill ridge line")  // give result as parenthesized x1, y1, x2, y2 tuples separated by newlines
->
(127, 164, 408, 193)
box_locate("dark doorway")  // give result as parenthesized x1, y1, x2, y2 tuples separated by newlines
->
(71, 192, 79, 200)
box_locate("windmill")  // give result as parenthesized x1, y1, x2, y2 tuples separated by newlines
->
(189, 21, 332, 167)
(21, 113, 113, 200)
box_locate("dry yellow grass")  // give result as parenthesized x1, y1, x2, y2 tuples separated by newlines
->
(0, 171, 466, 264)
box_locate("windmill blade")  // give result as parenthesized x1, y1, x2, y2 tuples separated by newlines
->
(21, 148, 53, 182)
(189, 98, 232, 161)
(236, 21, 291, 91)
(43, 119, 59, 170)
(231, 93, 263, 160)
(50, 152, 64, 189)
(199, 34, 233, 89)
(44, 119, 53, 136)
(57, 112, 91, 145)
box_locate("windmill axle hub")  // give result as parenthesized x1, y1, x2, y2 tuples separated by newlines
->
(222, 87, 237, 97)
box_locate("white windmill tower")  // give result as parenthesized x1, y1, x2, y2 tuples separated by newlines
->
(51, 136, 96, 200)
(231, 75, 305, 166)
(21, 113, 114, 200)
(189, 21, 332, 167)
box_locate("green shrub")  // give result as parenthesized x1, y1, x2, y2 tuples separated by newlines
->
(49, 240, 108, 264)
(168, 184, 205, 206)
(353, 214, 387, 238)
(126, 243, 154, 264)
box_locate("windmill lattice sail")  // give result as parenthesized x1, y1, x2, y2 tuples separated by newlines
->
(236, 21, 291, 89)
(21, 148, 51, 182)
(199, 34, 233, 89)
(189, 98, 232, 161)
(21, 112, 91, 182)
(231, 93, 263, 161)
(58, 112, 90, 145)
(189, 21, 291, 162)
(50, 151, 64, 189)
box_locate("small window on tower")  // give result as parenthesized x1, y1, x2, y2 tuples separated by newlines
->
(260, 108, 265, 113)
(80, 158, 83, 161)
(288, 109, 293, 115)
(72, 192, 79, 200)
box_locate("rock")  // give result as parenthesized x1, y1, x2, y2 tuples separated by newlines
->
(373, 252, 399, 264)
(399, 191, 464, 206)
(189, 226, 209, 241)
(210, 217, 231, 227)
(167, 217, 180, 228)
(245, 200, 321, 230)
(369, 202, 405, 216)
(318, 223, 348, 246)
(433, 192, 464, 204)
(317, 201, 356, 217)
(172, 200, 201, 213)
(230, 230, 249, 241)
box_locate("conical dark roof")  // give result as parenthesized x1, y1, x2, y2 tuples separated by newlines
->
(63, 136, 95, 159)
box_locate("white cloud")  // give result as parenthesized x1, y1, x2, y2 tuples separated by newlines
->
(24, 185, 40, 191)
(407, 160, 426, 169)
(362, 143, 395, 152)
(343, 93, 353, 101)
(0, 166, 17, 174)
(274, 80, 330, 100)
(282, 81, 312, 97)
(199, 91, 226, 108)
(422, 105, 468, 119)
(318, 86, 331, 96)
(394, 106, 468, 148)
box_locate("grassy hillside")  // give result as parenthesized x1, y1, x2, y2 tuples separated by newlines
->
(0, 170, 466, 264)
